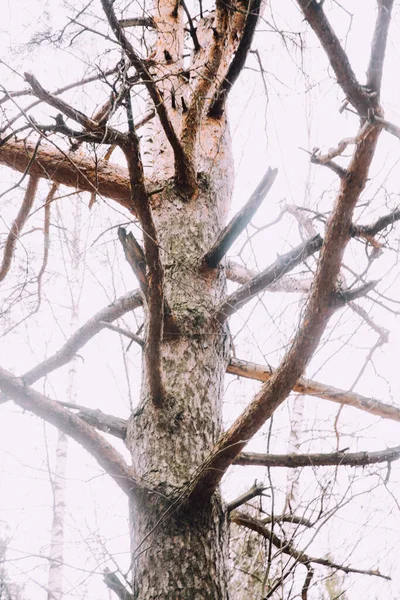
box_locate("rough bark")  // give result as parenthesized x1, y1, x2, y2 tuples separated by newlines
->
(126, 146, 232, 597)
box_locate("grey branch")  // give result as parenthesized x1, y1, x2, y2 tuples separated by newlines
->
(234, 445, 400, 468)
(0, 367, 135, 496)
(104, 568, 133, 600)
(0, 289, 142, 405)
(204, 167, 278, 268)
(59, 402, 128, 439)
(216, 234, 322, 321)
(226, 481, 267, 512)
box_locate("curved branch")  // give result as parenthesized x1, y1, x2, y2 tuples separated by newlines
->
(231, 511, 390, 580)
(0, 367, 136, 495)
(0, 290, 143, 403)
(0, 174, 39, 282)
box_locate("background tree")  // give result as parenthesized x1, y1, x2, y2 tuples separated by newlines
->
(1, 0, 400, 598)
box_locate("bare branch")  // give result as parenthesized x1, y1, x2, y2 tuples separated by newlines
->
(366, 0, 395, 96)
(24, 73, 101, 131)
(0, 290, 142, 403)
(226, 261, 313, 292)
(231, 511, 390, 580)
(119, 17, 155, 29)
(371, 114, 400, 141)
(235, 445, 400, 468)
(0, 367, 136, 495)
(216, 234, 322, 321)
(227, 357, 400, 423)
(188, 122, 381, 501)
(104, 568, 133, 600)
(59, 401, 128, 439)
(118, 227, 147, 294)
(204, 167, 278, 268)
(226, 481, 267, 512)
(100, 321, 145, 349)
(296, 0, 372, 114)
(0, 174, 39, 282)
(209, 0, 263, 117)
(353, 205, 400, 238)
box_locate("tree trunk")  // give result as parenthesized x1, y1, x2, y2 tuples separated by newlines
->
(126, 123, 233, 598)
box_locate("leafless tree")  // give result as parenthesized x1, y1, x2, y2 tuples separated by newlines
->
(1, 0, 400, 598)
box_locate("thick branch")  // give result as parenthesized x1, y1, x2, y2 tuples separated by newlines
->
(104, 569, 133, 600)
(188, 123, 380, 501)
(235, 445, 400, 468)
(366, 0, 394, 96)
(0, 138, 132, 209)
(216, 234, 322, 321)
(0, 367, 135, 495)
(204, 167, 278, 268)
(0, 175, 39, 282)
(209, 0, 263, 117)
(231, 511, 390, 580)
(296, 1, 371, 114)
(59, 402, 128, 439)
(227, 357, 400, 423)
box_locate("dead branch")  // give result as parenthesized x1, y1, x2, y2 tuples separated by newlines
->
(104, 569, 133, 600)
(119, 17, 155, 28)
(216, 234, 322, 321)
(226, 481, 267, 512)
(235, 445, 400, 468)
(366, 0, 395, 96)
(58, 402, 128, 439)
(227, 356, 400, 423)
(100, 321, 145, 349)
(209, 0, 263, 117)
(371, 114, 400, 141)
(204, 167, 278, 268)
(353, 206, 400, 238)
(25, 73, 104, 132)
(310, 150, 346, 179)
(101, 0, 196, 195)
(231, 511, 390, 580)
(187, 121, 381, 502)
(226, 261, 313, 292)
(0, 174, 39, 282)
(261, 514, 313, 528)
(0, 367, 136, 495)
(118, 227, 147, 294)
